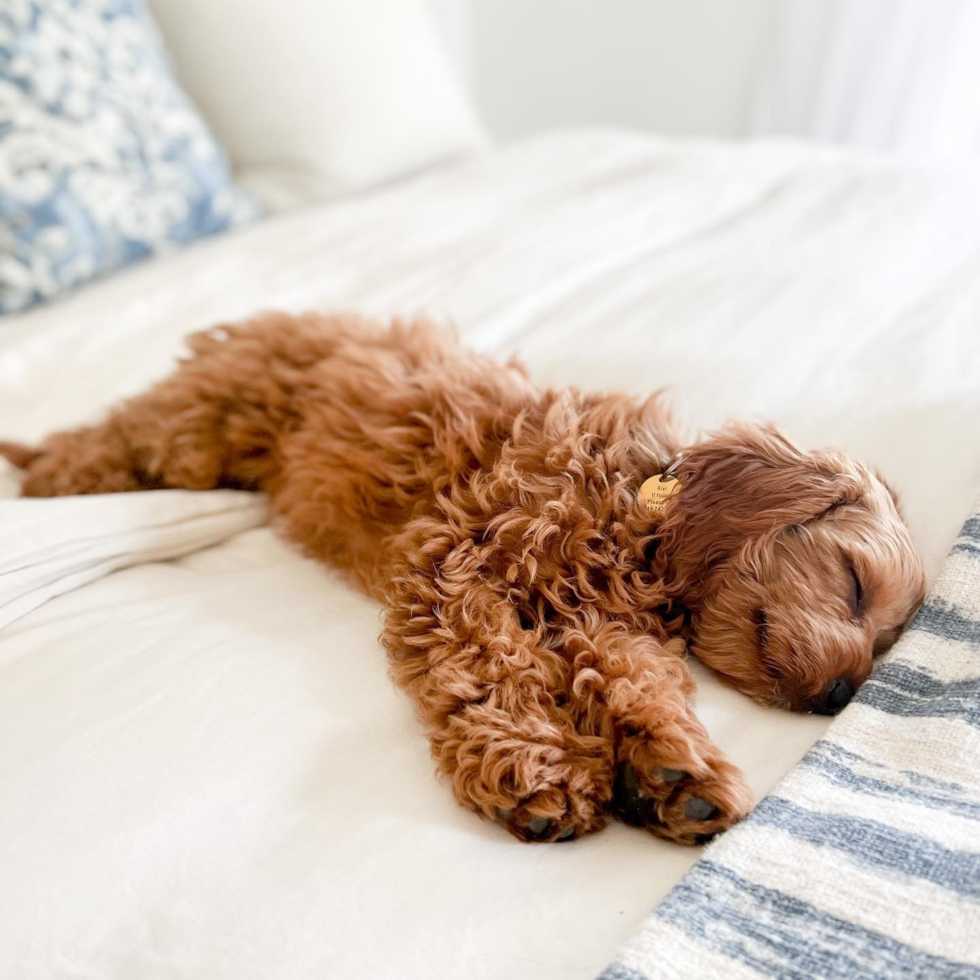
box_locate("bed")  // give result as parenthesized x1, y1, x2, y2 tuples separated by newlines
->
(2, 129, 979, 979)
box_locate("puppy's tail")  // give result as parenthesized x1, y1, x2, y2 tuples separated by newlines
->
(0, 441, 41, 470)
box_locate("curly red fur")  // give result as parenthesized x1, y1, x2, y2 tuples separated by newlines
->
(2, 312, 926, 844)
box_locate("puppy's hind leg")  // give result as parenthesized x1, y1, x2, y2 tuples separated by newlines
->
(3, 397, 241, 498)
(2, 321, 301, 498)
(1, 422, 153, 497)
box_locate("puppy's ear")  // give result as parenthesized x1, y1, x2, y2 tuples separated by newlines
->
(652, 423, 864, 603)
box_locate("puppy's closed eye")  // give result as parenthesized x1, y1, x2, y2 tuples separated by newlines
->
(845, 561, 864, 618)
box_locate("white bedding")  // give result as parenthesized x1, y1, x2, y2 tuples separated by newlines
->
(1, 130, 979, 980)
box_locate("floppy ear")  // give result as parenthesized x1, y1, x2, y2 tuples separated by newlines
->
(652, 423, 865, 605)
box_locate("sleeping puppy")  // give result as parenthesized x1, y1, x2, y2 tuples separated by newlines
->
(0, 312, 925, 845)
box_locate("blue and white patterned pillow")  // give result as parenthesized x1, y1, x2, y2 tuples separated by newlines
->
(0, 0, 257, 314)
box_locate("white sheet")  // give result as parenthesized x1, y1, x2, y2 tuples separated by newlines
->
(1, 130, 979, 980)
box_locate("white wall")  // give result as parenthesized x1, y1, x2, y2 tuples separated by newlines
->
(431, 1, 980, 159)
(433, 0, 781, 140)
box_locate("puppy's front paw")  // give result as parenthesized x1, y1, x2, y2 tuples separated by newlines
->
(491, 767, 612, 843)
(612, 739, 752, 846)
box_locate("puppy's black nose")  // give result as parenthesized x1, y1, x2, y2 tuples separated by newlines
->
(813, 678, 854, 715)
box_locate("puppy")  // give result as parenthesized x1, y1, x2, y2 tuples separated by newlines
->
(1, 313, 925, 844)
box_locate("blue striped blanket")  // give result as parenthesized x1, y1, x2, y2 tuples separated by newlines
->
(600, 505, 980, 980)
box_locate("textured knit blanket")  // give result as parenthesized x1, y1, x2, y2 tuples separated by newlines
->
(601, 502, 980, 980)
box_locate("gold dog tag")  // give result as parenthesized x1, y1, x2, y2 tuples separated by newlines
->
(638, 474, 681, 519)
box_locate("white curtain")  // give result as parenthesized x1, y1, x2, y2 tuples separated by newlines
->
(747, 0, 980, 158)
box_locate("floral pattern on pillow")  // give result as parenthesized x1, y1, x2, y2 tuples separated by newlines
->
(0, 0, 257, 314)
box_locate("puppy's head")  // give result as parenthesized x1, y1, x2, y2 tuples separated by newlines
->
(653, 424, 925, 713)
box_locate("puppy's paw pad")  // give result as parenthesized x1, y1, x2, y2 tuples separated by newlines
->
(684, 797, 719, 821)
(526, 816, 551, 837)
(494, 807, 553, 839)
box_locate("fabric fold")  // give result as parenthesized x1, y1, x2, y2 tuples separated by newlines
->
(0, 490, 267, 629)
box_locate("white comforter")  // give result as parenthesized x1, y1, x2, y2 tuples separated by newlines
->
(1, 131, 979, 980)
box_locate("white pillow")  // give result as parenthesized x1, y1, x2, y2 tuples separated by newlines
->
(147, 0, 488, 212)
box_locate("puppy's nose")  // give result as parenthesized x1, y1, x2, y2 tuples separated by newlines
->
(813, 678, 854, 715)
